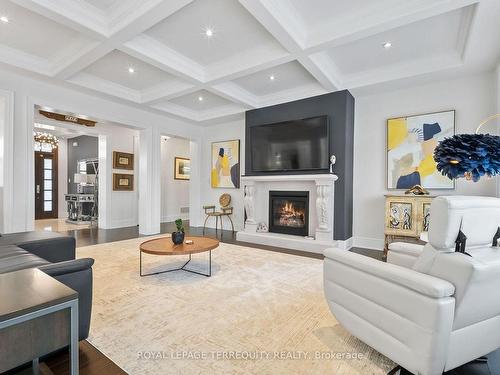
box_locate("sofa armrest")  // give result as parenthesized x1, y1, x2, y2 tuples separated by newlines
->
(39, 258, 94, 341)
(38, 258, 94, 277)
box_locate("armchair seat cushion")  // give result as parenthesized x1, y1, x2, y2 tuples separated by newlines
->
(388, 242, 424, 257)
(0, 245, 50, 274)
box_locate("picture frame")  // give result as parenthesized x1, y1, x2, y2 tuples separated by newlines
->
(386, 109, 455, 190)
(113, 151, 134, 170)
(113, 173, 134, 191)
(174, 157, 190, 180)
(211, 140, 240, 189)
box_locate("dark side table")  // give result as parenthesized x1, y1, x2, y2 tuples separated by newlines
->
(0, 268, 79, 374)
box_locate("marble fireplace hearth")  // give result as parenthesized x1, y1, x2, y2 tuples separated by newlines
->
(236, 174, 345, 254)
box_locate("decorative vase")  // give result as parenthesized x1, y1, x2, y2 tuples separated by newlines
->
(171, 231, 185, 245)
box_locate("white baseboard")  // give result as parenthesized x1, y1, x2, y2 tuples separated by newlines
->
(104, 218, 138, 229)
(352, 236, 384, 251)
(335, 237, 353, 250)
(161, 214, 189, 223)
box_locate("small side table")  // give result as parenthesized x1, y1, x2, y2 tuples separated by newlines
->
(0, 269, 79, 374)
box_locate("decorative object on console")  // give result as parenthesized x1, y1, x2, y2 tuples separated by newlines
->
(113, 151, 134, 170)
(256, 222, 268, 233)
(387, 110, 455, 190)
(434, 114, 500, 182)
(404, 184, 429, 195)
(384, 194, 435, 255)
(174, 157, 190, 180)
(112, 173, 134, 191)
(211, 140, 240, 188)
(171, 218, 185, 245)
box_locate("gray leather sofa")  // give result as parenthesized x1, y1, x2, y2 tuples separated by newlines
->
(0, 231, 94, 340)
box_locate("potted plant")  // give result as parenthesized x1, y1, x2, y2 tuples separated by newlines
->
(171, 218, 185, 245)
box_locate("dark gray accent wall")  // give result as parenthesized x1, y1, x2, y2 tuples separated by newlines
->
(245, 90, 355, 241)
(67, 135, 98, 194)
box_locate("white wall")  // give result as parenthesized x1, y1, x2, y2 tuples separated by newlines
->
(161, 136, 190, 222)
(0, 68, 203, 233)
(107, 127, 139, 228)
(353, 72, 497, 250)
(200, 120, 245, 231)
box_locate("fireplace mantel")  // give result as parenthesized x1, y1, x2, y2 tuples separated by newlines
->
(241, 174, 338, 184)
(237, 174, 340, 253)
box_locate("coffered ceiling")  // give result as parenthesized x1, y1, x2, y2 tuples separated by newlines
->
(0, 0, 498, 124)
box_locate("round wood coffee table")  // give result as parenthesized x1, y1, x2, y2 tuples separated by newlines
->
(139, 236, 219, 277)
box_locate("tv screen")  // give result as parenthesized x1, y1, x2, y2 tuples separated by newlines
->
(250, 116, 329, 172)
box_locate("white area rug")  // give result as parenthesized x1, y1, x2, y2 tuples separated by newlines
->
(77, 237, 393, 374)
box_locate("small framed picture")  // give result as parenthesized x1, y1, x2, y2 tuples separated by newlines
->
(113, 151, 134, 170)
(174, 157, 190, 180)
(113, 173, 134, 191)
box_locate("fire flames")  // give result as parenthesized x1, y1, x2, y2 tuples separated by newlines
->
(277, 201, 305, 227)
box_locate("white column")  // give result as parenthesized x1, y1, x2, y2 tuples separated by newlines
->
(98, 134, 110, 229)
(244, 181, 258, 232)
(189, 140, 202, 227)
(0, 90, 14, 233)
(315, 180, 335, 241)
(139, 126, 161, 235)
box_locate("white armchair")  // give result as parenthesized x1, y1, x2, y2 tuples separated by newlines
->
(324, 196, 500, 375)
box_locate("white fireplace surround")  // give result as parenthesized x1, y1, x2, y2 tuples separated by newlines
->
(236, 174, 344, 254)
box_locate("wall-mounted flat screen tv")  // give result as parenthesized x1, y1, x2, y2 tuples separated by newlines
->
(250, 115, 329, 173)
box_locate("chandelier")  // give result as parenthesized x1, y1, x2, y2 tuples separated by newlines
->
(34, 132, 58, 150)
(434, 114, 500, 182)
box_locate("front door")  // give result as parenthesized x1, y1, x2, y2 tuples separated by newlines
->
(35, 150, 58, 219)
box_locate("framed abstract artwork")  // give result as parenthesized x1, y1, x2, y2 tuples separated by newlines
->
(113, 151, 134, 170)
(113, 173, 134, 191)
(174, 157, 190, 180)
(211, 140, 240, 188)
(387, 110, 455, 190)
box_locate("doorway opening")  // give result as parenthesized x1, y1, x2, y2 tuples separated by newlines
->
(160, 134, 191, 229)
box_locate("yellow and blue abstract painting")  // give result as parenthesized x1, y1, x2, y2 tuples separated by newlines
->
(387, 110, 455, 189)
(211, 140, 240, 188)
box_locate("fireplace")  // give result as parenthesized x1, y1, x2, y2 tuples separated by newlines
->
(269, 191, 309, 236)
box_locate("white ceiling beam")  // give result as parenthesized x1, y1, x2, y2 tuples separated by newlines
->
(67, 72, 142, 103)
(121, 35, 205, 83)
(238, 0, 303, 53)
(239, 0, 340, 92)
(206, 53, 294, 84)
(50, 0, 193, 80)
(141, 83, 198, 104)
(297, 55, 342, 92)
(208, 83, 258, 108)
(304, 0, 480, 53)
(9, 0, 107, 37)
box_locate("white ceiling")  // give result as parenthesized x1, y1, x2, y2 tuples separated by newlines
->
(0, 0, 498, 124)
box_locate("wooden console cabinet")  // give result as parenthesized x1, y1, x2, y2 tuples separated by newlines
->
(384, 194, 435, 255)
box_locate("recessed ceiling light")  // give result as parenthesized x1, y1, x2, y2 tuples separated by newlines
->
(205, 28, 214, 38)
(198, 96, 204, 101)
(383, 41, 392, 49)
(0, 16, 9, 23)
(128, 67, 135, 73)
(269, 75, 275, 81)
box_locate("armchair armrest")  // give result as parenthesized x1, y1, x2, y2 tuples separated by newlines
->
(326, 248, 454, 298)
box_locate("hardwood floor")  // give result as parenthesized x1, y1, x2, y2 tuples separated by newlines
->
(13, 222, 498, 375)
